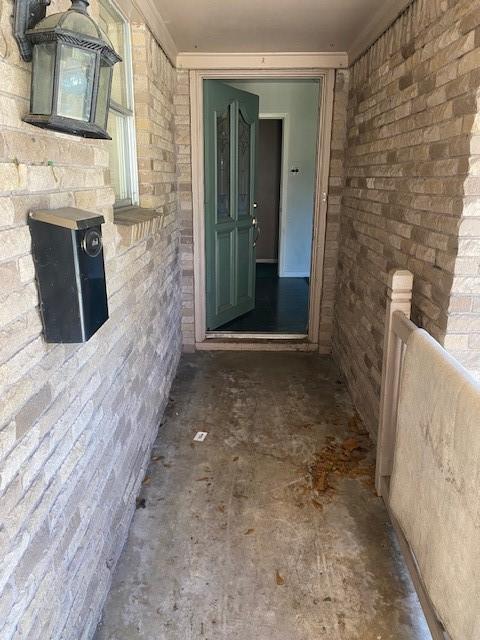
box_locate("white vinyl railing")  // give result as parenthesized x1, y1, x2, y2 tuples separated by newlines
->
(376, 269, 451, 640)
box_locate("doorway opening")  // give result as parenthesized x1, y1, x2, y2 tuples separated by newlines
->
(218, 115, 309, 334)
(204, 78, 320, 337)
(190, 68, 335, 348)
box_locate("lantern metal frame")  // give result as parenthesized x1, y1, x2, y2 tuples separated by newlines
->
(13, 0, 121, 140)
(14, 0, 51, 62)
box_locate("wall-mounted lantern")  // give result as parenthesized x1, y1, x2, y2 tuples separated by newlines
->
(14, 0, 121, 139)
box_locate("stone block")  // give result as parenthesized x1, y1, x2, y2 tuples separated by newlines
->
(0, 162, 26, 193)
(0, 197, 15, 228)
(15, 383, 52, 440)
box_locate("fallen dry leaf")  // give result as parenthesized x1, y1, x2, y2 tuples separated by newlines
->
(342, 437, 361, 452)
(296, 412, 375, 510)
(348, 412, 369, 435)
(276, 570, 285, 586)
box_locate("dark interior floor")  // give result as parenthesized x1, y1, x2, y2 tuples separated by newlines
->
(94, 352, 431, 640)
(218, 263, 309, 333)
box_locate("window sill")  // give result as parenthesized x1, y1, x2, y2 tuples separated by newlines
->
(113, 206, 163, 246)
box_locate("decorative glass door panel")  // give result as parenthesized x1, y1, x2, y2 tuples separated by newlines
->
(237, 109, 252, 218)
(216, 106, 231, 221)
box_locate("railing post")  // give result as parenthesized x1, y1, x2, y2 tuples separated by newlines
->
(375, 269, 414, 496)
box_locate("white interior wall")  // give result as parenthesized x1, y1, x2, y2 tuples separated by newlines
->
(228, 80, 320, 277)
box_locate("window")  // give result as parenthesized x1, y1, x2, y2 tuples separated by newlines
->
(98, 0, 138, 209)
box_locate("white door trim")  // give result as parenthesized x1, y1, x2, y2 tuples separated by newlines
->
(258, 112, 288, 277)
(309, 69, 335, 348)
(178, 52, 347, 70)
(190, 68, 336, 349)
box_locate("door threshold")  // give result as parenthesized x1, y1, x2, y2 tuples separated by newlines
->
(197, 338, 317, 352)
(206, 332, 308, 340)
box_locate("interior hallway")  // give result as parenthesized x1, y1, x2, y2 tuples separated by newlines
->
(94, 352, 431, 640)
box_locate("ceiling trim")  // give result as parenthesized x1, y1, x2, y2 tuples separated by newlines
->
(118, 0, 413, 71)
(176, 52, 348, 70)
(347, 0, 414, 64)
(130, 0, 178, 65)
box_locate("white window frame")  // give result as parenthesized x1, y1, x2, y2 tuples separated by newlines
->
(99, 0, 139, 210)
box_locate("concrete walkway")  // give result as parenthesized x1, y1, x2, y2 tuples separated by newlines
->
(94, 352, 431, 640)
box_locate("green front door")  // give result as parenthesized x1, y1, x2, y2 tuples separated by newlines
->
(204, 80, 259, 330)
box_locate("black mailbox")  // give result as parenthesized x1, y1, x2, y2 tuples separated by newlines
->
(29, 208, 109, 343)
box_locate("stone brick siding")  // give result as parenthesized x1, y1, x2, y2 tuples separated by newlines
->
(0, 1, 181, 638)
(175, 70, 195, 350)
(132, 25, 177, 213)
(445, 11, 480, 376)
(333, 0, 480, 435)
(318, 70, 349, 352)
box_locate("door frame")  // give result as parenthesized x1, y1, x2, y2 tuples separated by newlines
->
(190, 68, 336, 349)
(257, 113, 289, 277)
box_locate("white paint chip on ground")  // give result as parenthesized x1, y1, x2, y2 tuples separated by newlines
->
(193, 431, 208, 442)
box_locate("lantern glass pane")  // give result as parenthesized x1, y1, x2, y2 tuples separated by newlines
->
(57, 45, 96, 122)
(31, 43, 55, 115)
(62, 11, 100, 38)
(95, 64, 112, 130)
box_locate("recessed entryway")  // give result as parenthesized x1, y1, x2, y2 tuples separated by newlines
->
(191, 70, 333, 347)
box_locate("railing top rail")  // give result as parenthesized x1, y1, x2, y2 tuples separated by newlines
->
(391, 309, 418, 345)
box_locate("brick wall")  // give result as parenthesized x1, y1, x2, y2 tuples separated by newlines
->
(175, 70, 195, 350)
(444, 11, 480, 377)
(318, 70, 348, 352)
(0, 1, 182, 638)
(333, 0, 480, 436)
(132, 24, 177, 212)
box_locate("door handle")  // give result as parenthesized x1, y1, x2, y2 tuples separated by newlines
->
(252, 216, 261, 247)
